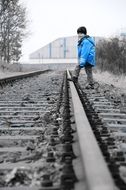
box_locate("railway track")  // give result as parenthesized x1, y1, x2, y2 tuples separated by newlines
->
(67, 70, 126, 190)
(0, 70, 50, 88)
(0, 70, 63, 190)
(0, 69, 126, 190)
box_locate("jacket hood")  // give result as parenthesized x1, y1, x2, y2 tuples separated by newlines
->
(78, 36, 95, 46)
(87, 37, 95, 46)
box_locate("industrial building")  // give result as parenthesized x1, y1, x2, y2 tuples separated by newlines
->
(29, 35, 102, 64)
(29, 36, 78, 60)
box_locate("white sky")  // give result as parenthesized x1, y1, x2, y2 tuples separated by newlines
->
(19, 0, 126, 62)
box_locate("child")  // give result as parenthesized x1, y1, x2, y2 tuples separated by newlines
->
(72, 26, 96, 89)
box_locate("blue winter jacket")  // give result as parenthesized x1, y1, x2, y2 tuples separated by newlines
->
(78, 36, 96, 68)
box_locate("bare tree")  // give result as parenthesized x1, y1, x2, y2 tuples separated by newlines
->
(96, 37, 126, 74)
(0, 0, 28, 63)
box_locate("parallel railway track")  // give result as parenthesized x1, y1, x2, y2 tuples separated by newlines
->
(0, 69, 125, 190)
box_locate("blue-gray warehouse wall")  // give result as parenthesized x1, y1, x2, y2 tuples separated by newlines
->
(29, 36, 78, 60)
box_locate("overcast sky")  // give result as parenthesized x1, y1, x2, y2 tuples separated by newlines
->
(20, 0, 126, 62)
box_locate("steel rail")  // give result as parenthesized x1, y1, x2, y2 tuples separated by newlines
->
(0, 69, 50, 86)
(67, 69, 117, 190)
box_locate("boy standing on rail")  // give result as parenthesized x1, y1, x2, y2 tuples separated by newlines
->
(71, 26, 96, 89)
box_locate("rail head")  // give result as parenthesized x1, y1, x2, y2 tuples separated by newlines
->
(0, 69, 51, 85)
(67, 69, 117, 190)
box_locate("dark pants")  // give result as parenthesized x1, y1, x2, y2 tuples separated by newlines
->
(73, 63, 94, 84)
